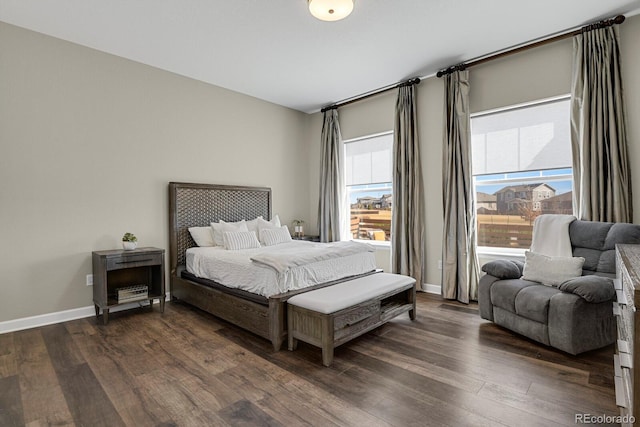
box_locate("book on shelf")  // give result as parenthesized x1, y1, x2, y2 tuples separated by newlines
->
(116, 284, 148, 303)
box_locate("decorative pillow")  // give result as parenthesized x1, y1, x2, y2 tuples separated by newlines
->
(246, 216, 263, 234)
(512, 260, 525, 272)
(210, 220, 249, 246)
(223, 231, 261, 250)
(256, 215, 280, 228)
(188, 226, 215, 247)
(256, 215, 282, 242)
(481, 260, 522, 280)
(260, 225, 293, 246)
(558, 275, 615, 303)
(521, 251, 585, 287)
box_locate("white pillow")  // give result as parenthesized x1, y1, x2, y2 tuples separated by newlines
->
(256, 215, 281, 241)
(188, 226, 215, 247)
(260, 225, 293, 246)
(246, 216, 263, 234)
(210, 220, 249, 246)
(258, 215, 281, 227)
(223, 231, 261, 250)
(522, 251, 585, 287)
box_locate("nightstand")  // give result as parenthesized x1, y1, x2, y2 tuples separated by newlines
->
(292, 235, 321, 242)
(92, 247, 165, 324)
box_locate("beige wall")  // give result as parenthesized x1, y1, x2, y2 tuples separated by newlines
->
(0, 22, 310, 323)
(305, 14, 640, 288)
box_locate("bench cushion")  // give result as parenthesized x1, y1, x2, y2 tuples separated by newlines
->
(287, 272, 415, 314)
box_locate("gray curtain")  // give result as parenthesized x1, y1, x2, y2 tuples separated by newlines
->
(318, 108, 345, 242)
(442, 70, 479, 303)
(392, 84, 426, 288)
(571, 25, 632, 222)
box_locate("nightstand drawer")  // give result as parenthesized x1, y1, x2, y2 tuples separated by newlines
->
(107, 253, 162, 270)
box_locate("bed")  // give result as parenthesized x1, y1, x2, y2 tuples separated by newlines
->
(168, 182, 377, 350)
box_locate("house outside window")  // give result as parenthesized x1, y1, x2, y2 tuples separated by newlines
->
(471, 96, 573, 250)
(344, 132, 393, 242)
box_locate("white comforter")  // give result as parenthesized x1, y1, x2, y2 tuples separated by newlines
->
(186, 241, 377, 297)
(250, 241, 374, 274)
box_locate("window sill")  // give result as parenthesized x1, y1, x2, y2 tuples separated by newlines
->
(477, 246, 526, 262)
(477, 246, 526, 257)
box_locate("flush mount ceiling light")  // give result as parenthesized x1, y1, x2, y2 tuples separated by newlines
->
(308, 0, 354, 22)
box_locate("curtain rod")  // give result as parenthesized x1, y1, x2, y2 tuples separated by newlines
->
(320, 77, 421, 113)
(319, 14, 625, 112)
(437, 14, 625, 78)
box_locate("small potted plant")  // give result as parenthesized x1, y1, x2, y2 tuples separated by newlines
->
(292, 219, 304, 237)
(122, 232, 138, 250)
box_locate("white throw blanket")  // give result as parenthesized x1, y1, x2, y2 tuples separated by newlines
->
(251, 241, 375, 274)
(530, 214, 576, 257)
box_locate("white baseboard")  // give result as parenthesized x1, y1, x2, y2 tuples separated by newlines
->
(0, 306, 97, 334)
(0, 283, 442, 334)
(422, 283, 441, 295)
(0, 293, 170, 334)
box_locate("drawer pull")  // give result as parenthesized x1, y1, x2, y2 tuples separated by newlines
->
(613, 303, 621, 316)
(614, 354, 622, 377)
(614, 278, 622, 290)
(618, 340, 631, 353)
(116, 258, 154, 265)
(615, 376, 628, 408)
(616, 290, 628, 305)
(619, 351, 633, 368)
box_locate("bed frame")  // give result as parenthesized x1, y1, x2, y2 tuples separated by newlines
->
(168, 182, 375, 351)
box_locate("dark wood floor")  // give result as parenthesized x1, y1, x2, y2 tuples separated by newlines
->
(0, 293, 618, 426)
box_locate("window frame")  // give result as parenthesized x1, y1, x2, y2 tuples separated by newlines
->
(343, 130, 394, 247)
(470, 95, 573, 256)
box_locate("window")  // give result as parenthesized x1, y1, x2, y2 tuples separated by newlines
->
(471, 97, 573, 250)
(344, 132, 393, 242)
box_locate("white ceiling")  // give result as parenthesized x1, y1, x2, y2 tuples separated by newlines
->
(2, 0, 640, 113)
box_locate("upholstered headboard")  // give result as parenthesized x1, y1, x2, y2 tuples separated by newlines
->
(168, 182, 271, 274)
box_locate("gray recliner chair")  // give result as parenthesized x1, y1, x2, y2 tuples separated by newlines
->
(479, 219, 640, 354)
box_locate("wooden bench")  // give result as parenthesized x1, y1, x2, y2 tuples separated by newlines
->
(287, 272, 416, 366)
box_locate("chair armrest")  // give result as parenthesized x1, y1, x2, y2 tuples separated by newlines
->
(557, 275, 615, 303)
(481, 260, 524, 280)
